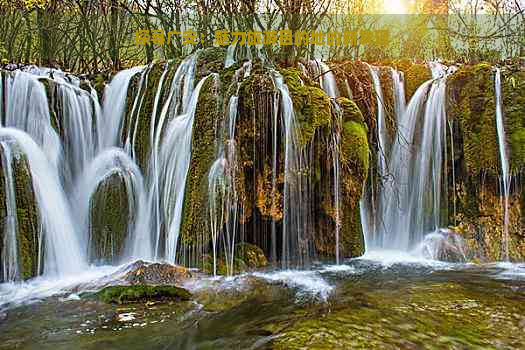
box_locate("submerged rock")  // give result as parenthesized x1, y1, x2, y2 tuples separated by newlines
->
(96, 285, 191, 304)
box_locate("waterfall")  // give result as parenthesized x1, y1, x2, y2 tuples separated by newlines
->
(495, 67, 510, 261)
(52, 80, 99, 189)
(158, 74, 215, 263)
(225, 44, 236, 68)
(0, 141, 19, 281)
(367, 65, 388, 176)
(308, 60, 342, 263)
(99, 66, 144, 150)
(366, 63, 449, 252)
(391, 68, 406, 117)
(0, 128, 85, 277)
(272, 71, 313, 267)
(75, 148, 147, 263)
(2, 71, 62, 169)
(208, 61, 252, 275)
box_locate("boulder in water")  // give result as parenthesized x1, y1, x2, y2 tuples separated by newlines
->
(96, 285, 191, 304)
(416, 229, 468, 262)
(120, 260, 191, 285)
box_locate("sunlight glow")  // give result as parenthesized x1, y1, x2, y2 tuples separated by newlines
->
(383, 0, 408, 14)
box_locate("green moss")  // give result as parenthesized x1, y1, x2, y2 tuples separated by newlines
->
(280, 68, 332, 145)
(96, 285, 191, 304)
(501, 69, 525, 172)
(89, 172, 130, 264)
(339, 119, 369, 257)
(234, 242, 268, 269)
(447, 63, 499, 177)
(124, 62, 169, 171)
(400, 63, 432, 101)
(336, 97, 364, 124)
(179, 75, 220, 249)
(341, 121, 369, 179)
(13, 153, 39, 280)
(202, 243, 268, 275)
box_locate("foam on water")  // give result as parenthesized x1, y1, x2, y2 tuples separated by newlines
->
(359, 249, 453, 269)
(252, 270, 333, 301)
(0, 265, 120, 311)
(494, 262, 525, 279)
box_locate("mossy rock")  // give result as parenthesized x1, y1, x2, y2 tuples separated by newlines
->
(120, 260, 191, 285)
(336, 97, 364, 124)
(234, 242, 268, 269)
(96, 285, 191, 304)
(447, 63, 499, 177)
(280, 67, 333, 146)
(89, 172, 131, 264)
(501, 68, 525, 172)
(398, 61, 432, 101)
(122, 61, 172, 171)
(0, 142, 40, 281)
(179, 75, 220, 251)
(202, 242, 268, 275)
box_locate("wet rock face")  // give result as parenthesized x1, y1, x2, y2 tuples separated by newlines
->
(89, 172, 131, 264)
(446, 64, 525, 261)
(0, 142, 40, 282)
(120, 260, 191, 285)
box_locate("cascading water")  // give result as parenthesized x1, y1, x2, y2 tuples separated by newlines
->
(2, 71, 62, 169)
(0, 140, 19, 281)
(271, 71, 313, 268)
(99, 66, 144, 150)
(208, 61, 252, 275)
(157, 74, 215, 263)
(0, 128, 85, 277)
(367, 64, 389, 175)
(307, 60, 342, 263)
(75, 148, 147, 263)
(365, 63, 449, 254)
(495, 67, 511, 261)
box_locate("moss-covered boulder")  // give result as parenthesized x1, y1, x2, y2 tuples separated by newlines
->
(280, 67, 332, 145)
(88, 172, 131, 264)
(0, 142, 40, 281)
(203, 243, 268, 275)
(234, 242, 268, 269)
(96, 285, 191, 304)
(339, 101, 369, 257)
